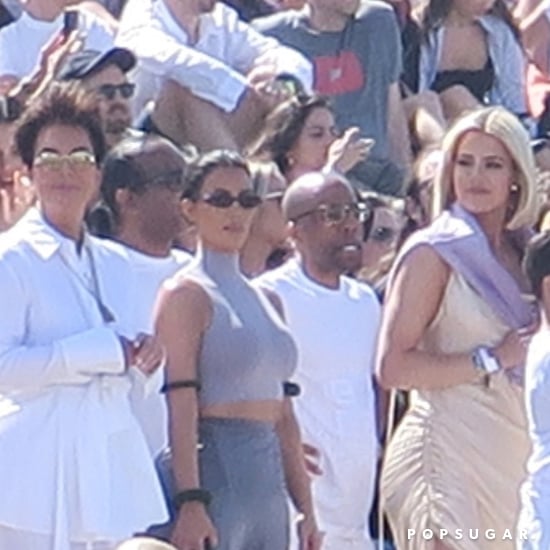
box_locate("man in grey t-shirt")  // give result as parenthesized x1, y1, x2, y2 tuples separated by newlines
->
(254, 0, 411, 195)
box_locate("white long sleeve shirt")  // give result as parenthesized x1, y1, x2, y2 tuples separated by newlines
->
(0, 9, 114, 81)
(518, 330, 550, 550)
(97, 239, 192, 457)
(0, 209, 167, 549)
(116, 0, 313, 116)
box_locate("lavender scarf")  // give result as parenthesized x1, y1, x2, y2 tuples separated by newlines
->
(391, 203, 534, 384)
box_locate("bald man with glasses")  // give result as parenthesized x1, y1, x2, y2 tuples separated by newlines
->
(255, 171, 381, 550)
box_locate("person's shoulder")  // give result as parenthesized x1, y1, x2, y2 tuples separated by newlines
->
(252, 9, 303, 33)
(341, 275, 381, 306)
(254, 259, 299, 289)
(90, 236, 130, 259)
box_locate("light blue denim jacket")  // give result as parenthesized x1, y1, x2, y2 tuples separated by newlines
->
(419, 14, 528, 117)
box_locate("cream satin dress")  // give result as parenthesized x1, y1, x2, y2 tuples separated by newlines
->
(381, 272, 530, 549)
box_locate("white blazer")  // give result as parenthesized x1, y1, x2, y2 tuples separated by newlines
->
(0, 208, 167, 549)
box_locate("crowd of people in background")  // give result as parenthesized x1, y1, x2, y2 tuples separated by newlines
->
(1, 0, 550, 549)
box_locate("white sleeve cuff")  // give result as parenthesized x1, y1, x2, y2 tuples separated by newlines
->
(58, 326, 126, 377)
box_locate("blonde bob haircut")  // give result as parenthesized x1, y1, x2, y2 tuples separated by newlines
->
(432, 106, 538, 230)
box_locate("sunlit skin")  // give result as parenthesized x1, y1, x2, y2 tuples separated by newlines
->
(30, 124, 99, 239)
(451, 130, 515, 221)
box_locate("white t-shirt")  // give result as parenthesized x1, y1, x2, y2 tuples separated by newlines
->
(256, 258, 381, 540)
(0, 9, 114, 80)
(518, 330, 550, 550)
(98, 240, 192, 457)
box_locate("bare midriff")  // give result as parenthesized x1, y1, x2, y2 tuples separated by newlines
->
(201, 399, 283, 423)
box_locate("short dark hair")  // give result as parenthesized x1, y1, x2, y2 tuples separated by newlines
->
(523, 231, 550, 300)
(14, 82, 106, 168)
(248, 94, 333, 175)
(94, 134, 194, 234)
(184, 149, 250, 201)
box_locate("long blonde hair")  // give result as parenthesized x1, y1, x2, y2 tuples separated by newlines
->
(432, 107, 538, 230)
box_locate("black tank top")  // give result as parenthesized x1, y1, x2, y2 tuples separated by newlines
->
(431, 57, 494, 103)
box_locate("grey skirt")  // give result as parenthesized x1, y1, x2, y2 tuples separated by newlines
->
(152, 417, 289, 550)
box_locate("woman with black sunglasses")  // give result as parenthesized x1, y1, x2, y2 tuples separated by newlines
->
(154, 150, 321, 550)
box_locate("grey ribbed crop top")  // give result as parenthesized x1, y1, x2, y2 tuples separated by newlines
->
(182, 248, 297, 407)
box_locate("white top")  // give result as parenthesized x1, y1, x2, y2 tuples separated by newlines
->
(518, 330, 550, 550)
(0, 9, 114, 81)
(99, 239, 192, 457)
(256, 259, 381, 539)
(116, 0, 313, 116)
(0, 209, 167, 549)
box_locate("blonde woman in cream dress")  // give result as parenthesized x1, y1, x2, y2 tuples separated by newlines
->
(376, 106, 539, 550)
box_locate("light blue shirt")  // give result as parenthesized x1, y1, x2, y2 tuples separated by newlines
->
(418, 15, 528, 118)
(518, 330, 550, 549)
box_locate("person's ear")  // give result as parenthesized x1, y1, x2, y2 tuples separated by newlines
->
(181, 197, 197, 224)
(287, 219, 303, 248)
(115, 188, 132, 210)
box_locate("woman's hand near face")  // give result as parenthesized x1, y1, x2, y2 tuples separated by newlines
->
(325, 127, 374, 174)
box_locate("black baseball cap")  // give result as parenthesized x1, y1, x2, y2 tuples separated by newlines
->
(57, 47, 136, 81)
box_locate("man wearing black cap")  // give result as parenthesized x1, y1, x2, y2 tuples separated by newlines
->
(58, 47, 139, 149)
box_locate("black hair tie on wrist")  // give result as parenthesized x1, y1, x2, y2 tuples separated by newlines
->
(173, 488, 212, 511)
(161, 379, 201, 393)
(283, 381, 301, 397)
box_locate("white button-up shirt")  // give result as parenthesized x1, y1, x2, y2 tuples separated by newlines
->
(116, 0, 313, 116)
(518, 330, 550, 550)
(0, 209, 167, 548)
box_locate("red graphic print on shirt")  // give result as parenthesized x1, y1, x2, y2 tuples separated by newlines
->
(313, 51, 365, 95)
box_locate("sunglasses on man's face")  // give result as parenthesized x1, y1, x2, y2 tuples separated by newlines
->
(33, 150, 96, 171)
(97, 83, 136, 101)
(294, 202, 368, 226)
(200, 188, 262, 209)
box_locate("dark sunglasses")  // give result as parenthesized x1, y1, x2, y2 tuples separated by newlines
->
(97, 83, 136, 100)
(293, 202, 368, 226)
(201, 189, 262, 209)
